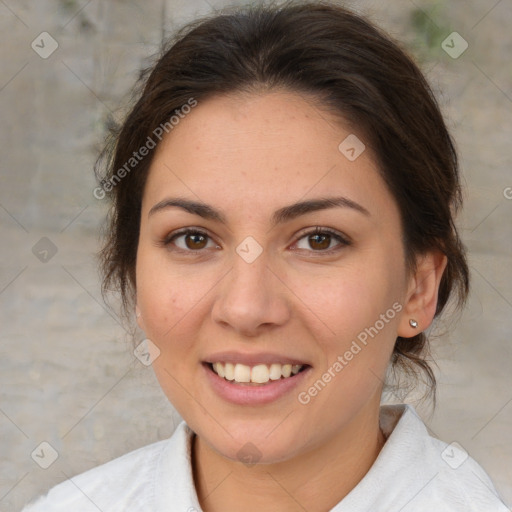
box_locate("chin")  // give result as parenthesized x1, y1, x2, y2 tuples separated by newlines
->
(193, 416, 309, 466)
(217, 438, 301, 466)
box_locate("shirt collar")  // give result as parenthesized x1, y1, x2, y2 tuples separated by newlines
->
(155, 421, 202, 511)
(154, 404, 424, 511)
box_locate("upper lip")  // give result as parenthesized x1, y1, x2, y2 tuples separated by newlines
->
(203, 351, 310, 366)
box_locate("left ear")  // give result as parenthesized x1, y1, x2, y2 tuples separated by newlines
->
(398, 250, 448, 338)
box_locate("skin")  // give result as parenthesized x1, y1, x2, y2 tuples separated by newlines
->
(135, 90, 447, 512)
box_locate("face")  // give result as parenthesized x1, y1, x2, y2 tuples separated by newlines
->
(136, 90, 411, 463)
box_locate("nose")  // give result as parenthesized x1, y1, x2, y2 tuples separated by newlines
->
(211, 249, 291, 337)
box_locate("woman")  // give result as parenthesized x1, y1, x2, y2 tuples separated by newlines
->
(23, 2, 508, 510)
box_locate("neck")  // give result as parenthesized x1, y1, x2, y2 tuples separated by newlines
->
(192, 401, 386, 512)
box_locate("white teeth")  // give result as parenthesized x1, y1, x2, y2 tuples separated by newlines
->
(251, 364, 270, 383)
(269, 363, 282, 380)
(281, 364, 292, 378)
(211, 362, 304, 384)
(291, 364, 301, 375)
(224, 363, 235, 381)
(213, 362, 225, 378)
(234, 363, 251, 383)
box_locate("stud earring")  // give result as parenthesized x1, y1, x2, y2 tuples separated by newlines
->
(409, 319, 418, 329)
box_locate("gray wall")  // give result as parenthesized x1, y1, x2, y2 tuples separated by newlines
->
(1, 0, 511, 509)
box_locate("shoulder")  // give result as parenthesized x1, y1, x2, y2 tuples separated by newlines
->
(340, 404, 509, 511)
(420, 429, 508, 510)
(21, 424, 187, 512)
(382, 405, 508, 511)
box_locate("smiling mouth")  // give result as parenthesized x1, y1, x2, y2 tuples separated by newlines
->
(207, 362, 308, 385)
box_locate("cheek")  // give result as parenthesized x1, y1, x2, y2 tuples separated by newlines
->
(303, 278, 398, 419)
(135, 247, 204, 339)
(302, 255, 403, 381)
(136, 253, 208, 412)
(303, 265, 397, 339)
(135, 251, 218, 405)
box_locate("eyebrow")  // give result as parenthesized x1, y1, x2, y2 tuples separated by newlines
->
(148, 196, 370, 225)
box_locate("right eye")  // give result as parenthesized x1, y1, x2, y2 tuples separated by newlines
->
(163, 228, 221, 253)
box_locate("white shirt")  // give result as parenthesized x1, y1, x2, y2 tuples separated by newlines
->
(22, 404, 509, 511)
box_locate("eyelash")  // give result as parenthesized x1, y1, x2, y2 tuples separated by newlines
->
(161, 226, 351, 255)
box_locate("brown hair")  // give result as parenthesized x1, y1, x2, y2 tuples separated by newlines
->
(96, 1, 469, 400)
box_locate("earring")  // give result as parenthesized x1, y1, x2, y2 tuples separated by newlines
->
(135, 307, 141, 318)
(409, 319, 418, 329)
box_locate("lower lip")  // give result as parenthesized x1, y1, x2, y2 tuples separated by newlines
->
(203, 363, 311, 406)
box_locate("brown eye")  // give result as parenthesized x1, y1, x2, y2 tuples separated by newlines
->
(308, 233, 332, 250)
(183, 232, 208, 250)
(294, 227, 350, 252)
(165, 229, 218, 252)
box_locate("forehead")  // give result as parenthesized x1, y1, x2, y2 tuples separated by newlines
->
(143, 91, 396, 221)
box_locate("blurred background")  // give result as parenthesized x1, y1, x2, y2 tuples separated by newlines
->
(1, 0, 511, 509)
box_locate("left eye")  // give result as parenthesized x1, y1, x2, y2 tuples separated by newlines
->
(294, 228, 350, 252)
